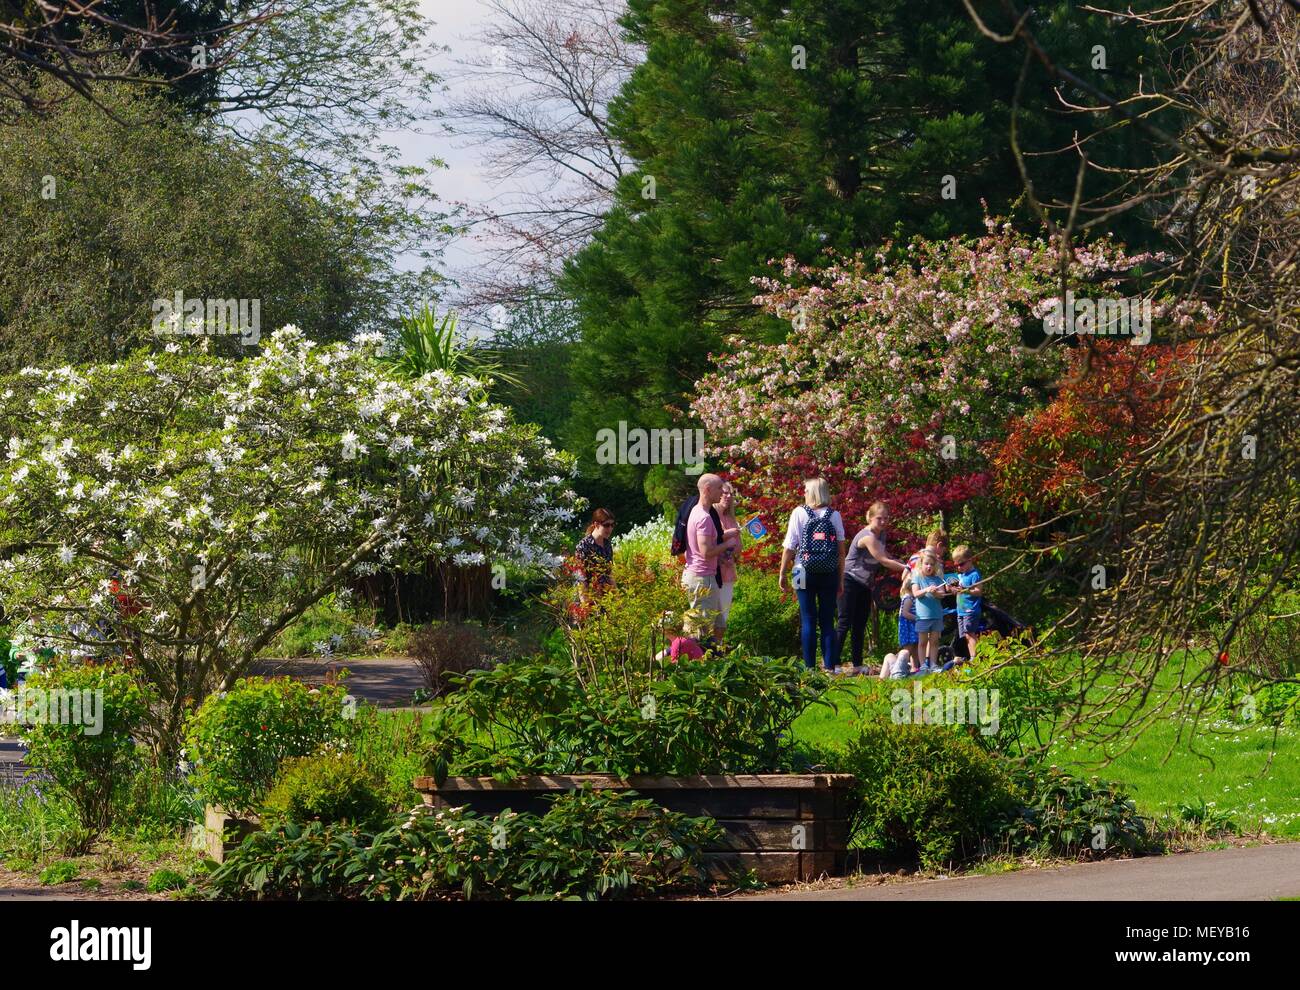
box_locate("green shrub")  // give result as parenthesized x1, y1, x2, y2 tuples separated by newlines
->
(1000, 765, 1151, 858)
(184, 677, 353, 815)
(465, 789, 722, 901)
(1212, 588, 1300, 726)
(381, 623, 418, 657)
(427, 651, 830, 779)
(39, 860, 79, 886)
(429, 553, 827, 780)
(958, 635, 1073, 757)
(208, 788, 722, 901)
(146, 868, 188, 893)
(546, 552, 690, 671)
(725, 571, 800, 658)
(1212, 674, 1300, 728)
(538, 626, 568, 664)
(262, 753, 387, 829)
(1149, 799, 1238, 851)
(21, 662, 151, 851)
(840, 720, 1019, 870)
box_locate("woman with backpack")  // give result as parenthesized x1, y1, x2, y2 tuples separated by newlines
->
(777, 477, 847, 670)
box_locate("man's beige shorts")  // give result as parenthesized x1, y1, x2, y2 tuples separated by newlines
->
(681, 572, 724, 630)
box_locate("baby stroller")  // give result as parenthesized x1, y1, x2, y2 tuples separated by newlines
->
(939, 601, 1028, 666)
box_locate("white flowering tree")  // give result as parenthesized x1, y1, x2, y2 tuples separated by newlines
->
(0, 328, 581, 755)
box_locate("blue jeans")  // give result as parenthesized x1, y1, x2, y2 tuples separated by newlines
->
(796, 570, 840, 670)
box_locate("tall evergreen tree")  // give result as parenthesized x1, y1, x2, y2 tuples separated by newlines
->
(560, 0, 1168, 513)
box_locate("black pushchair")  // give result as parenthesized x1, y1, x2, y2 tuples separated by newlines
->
(939, 601, 1027, 666)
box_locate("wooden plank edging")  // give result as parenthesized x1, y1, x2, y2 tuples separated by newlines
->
(413, 773, 856, 792)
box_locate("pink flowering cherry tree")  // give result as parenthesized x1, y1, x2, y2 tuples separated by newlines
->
(692, 220, 1168, 536)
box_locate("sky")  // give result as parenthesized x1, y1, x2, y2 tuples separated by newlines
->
(393, 0, 514, 306)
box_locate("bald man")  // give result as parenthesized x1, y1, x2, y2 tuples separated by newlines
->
(680, 473, 735, 639)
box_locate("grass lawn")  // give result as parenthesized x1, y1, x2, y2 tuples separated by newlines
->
(792, 662, 1300, 841)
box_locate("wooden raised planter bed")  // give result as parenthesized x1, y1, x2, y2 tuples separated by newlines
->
(413, 773, 856, 884)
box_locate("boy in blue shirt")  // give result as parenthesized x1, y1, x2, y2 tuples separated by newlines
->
(947, 545, 984, 659)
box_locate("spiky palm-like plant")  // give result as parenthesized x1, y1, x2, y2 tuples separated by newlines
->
(384, 305, 521, 391)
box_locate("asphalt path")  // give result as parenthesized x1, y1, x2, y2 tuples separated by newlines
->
(748, 843, 1300, 901)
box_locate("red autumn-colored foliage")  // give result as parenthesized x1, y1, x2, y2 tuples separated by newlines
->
(729, 438, 990, 574)
(992, 340, 1196, 516)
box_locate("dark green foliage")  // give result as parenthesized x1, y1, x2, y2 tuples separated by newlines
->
(207, 788, 723, 901)
(184, 677, 353, 815)
(262, 753, 388, 829)
(425, 651, 830, 779)
(488, 295, 580, 447)
(724, 571, 800, 658)
(21, 662, 151, 851)
(0, 76, 425, 370)
(1001, 765, 1151, 858)
(840, 721, 1019, 870)
(959, 635, 1074, 758)
(561, 0, 1172, 505)
(145, 868, 189, 893)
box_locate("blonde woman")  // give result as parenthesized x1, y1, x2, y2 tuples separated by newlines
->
(715, 481, 743, 636)
(777, 477, 846, 670)
(837, 501, 907, 667)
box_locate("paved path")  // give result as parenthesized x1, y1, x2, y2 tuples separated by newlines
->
(0, 739, 24, 782)
(248, 656, 426, 708)
(750, 843, 1300, 901)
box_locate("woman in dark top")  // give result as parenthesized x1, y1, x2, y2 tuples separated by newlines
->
(574, 508, 616, 601)
(836, 501, 907, 667)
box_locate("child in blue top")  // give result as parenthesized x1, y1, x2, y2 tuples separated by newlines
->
(910, 548, 946, 672)
(947, 544, 984, 659)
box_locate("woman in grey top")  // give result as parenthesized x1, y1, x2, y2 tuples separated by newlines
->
(836, 501, 907, 667)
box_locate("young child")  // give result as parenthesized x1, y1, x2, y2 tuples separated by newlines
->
(910, 548, 946, 672)
(655, 611, 707, 662)
(897, 572, 919, 671)
(878, 647, 916, 680)
(947, 544, 984, 660)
